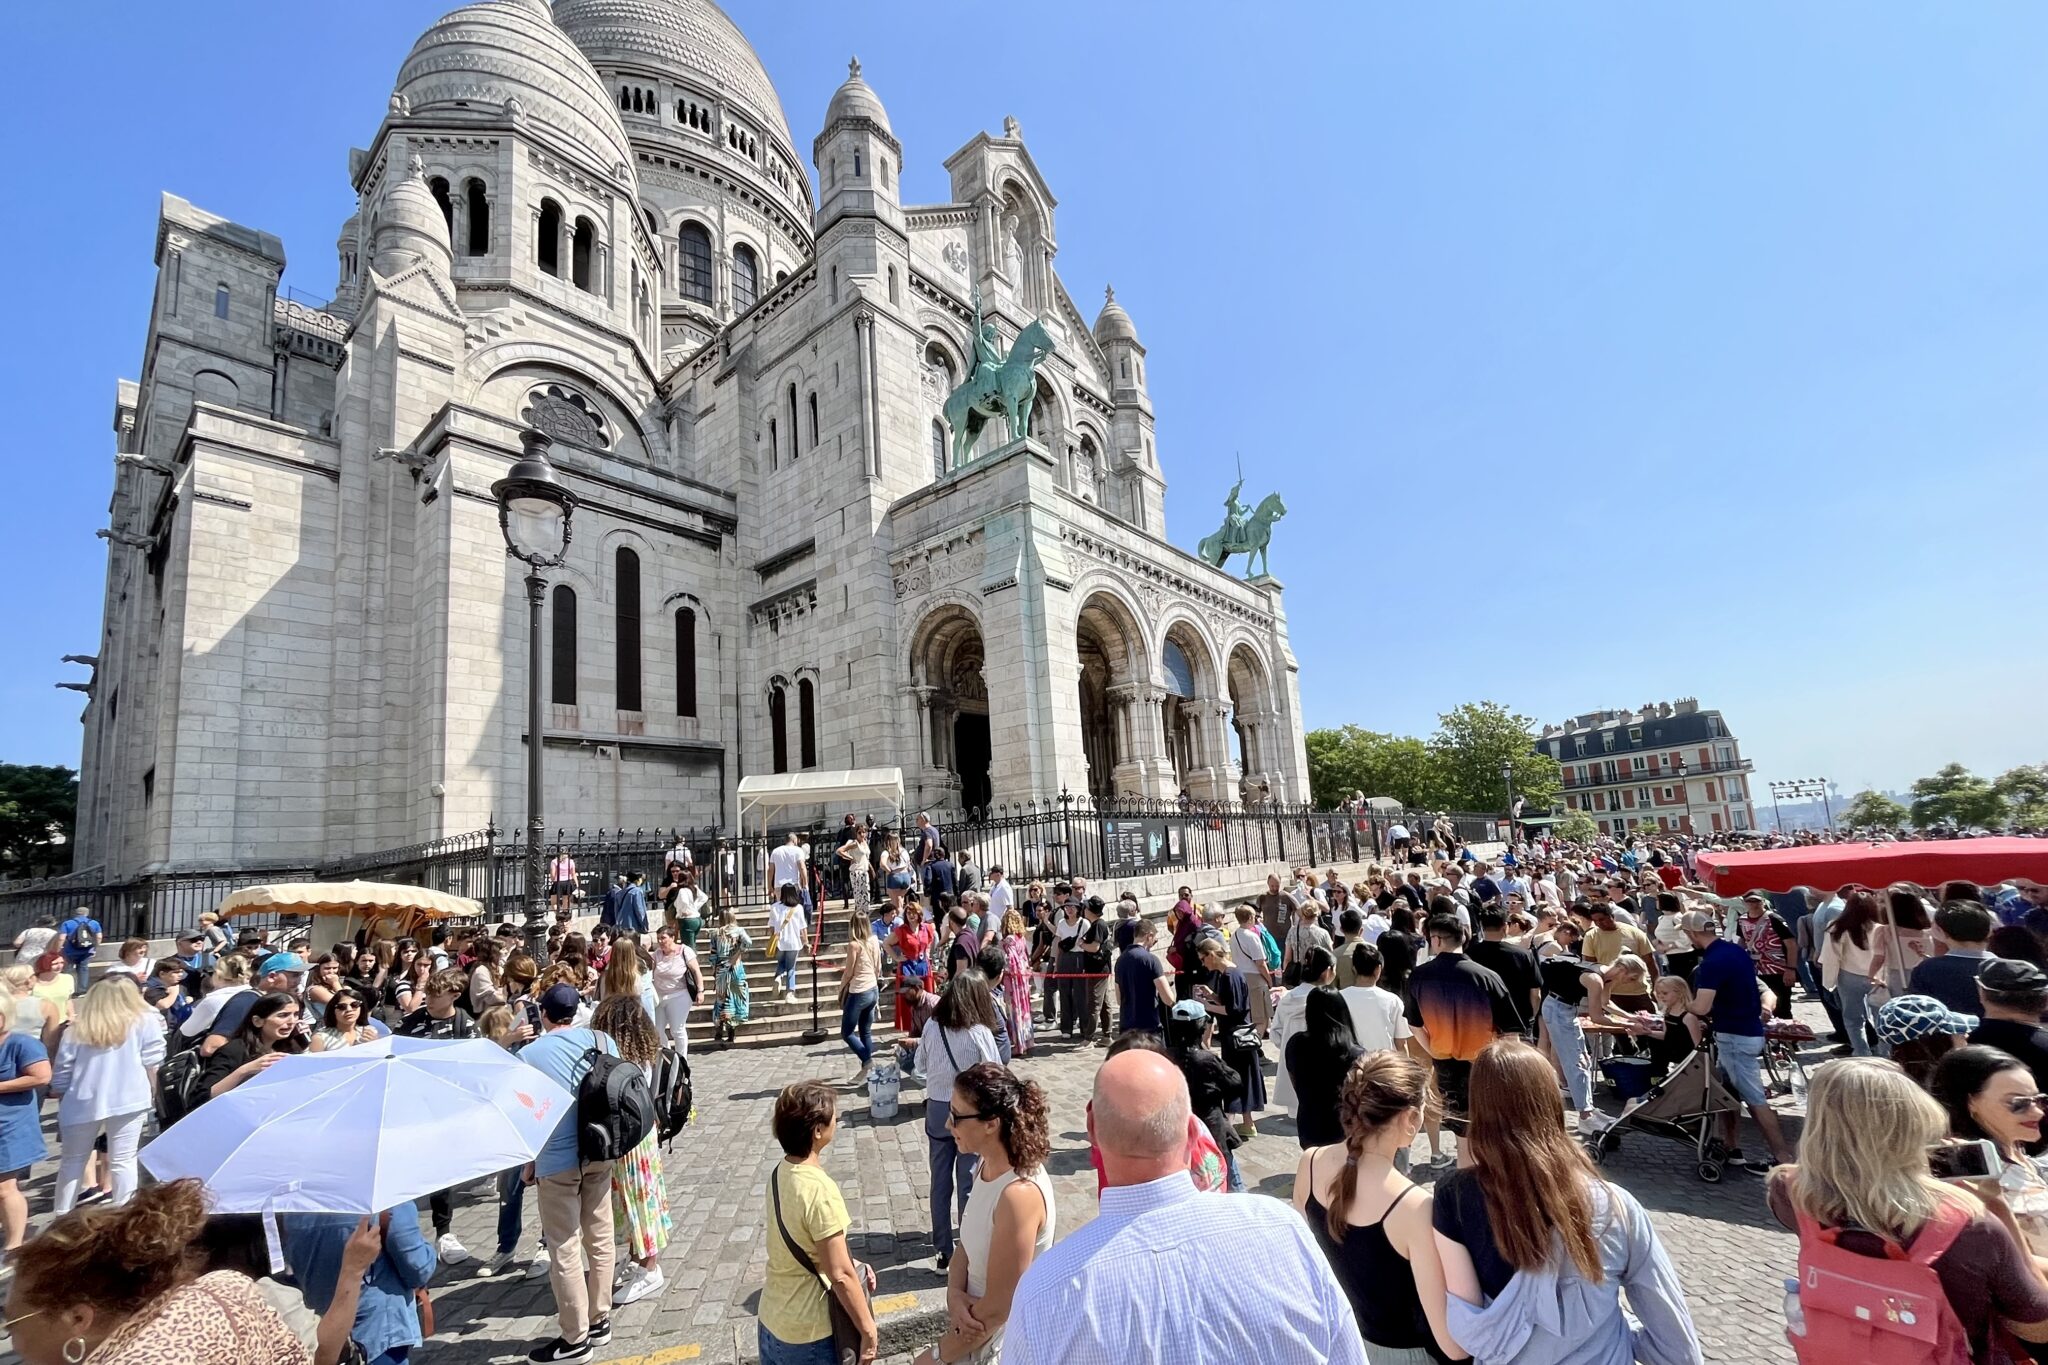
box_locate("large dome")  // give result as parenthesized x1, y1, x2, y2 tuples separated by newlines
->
(394, 0, 636, 179)
(552, 0, 795, 151)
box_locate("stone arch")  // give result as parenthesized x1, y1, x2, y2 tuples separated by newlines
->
(1226, 641, 1278, 803)
(464, 352, 660, 464)
(908, 600, 990, 813)
(1074, 585, 1150, 801)
(1158, 614, 1227, 800)
(191, 369, 240, 409)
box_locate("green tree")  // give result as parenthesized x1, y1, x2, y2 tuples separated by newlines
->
(1555, 811, 1600, 844)
(1993, 764, 2048, 827)
(1427, 701, 1562, 815)
(1839, 790, 1908, 830)
(0, 764, 78, 879)
(1908, 763, 2006, 831)
(1304, 726, 1437, 808)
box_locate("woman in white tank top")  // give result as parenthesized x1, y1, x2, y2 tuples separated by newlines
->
(918, 1061, 1056, 1365)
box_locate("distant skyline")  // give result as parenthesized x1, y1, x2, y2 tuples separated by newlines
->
(1, 2, 2042, 803)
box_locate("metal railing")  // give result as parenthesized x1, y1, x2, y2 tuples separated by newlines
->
(0, 800, 1501, 944)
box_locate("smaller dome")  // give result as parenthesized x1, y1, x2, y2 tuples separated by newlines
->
(823, 56, 891, 133)
(1094, 285, 1139, 345)
(373, 154, 453, 272)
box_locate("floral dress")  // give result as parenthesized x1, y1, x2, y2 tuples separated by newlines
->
(612, 1060, 674, 1259)
(842, 839, 873, 910)
(1003, 932, 1036, 1055)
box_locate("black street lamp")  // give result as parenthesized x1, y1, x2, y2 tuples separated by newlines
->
(1500, 761, 1516, 847)
(492, 429, 578, 965)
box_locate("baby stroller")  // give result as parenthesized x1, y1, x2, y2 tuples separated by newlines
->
(1584, 1036, 1747, 1183)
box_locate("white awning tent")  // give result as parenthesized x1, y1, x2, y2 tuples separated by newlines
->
(735, 768, 904, 836)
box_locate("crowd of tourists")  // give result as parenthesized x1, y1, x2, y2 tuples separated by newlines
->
(5, 815, 2048, 1364)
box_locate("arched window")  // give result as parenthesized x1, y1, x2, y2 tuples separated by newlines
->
(213, 285, 230, 319)
(732, 243, 759, 312)
(807, 393, 819, 449)
(932, 420, 947, 479)
(571, 217, 596, 291)
(887, 265, 898, 303)
(537, 199, 562, 276)
(853, 150, 862, 178)
(768, 418, 777, 469)
(619, 87, 631, 110)
(677, 223, 712, 303)
(1080, 435, 1106, 504)
(675, 607, 697, 717)
(550, 585, 578, 704)
(615, 548, 642, 710)
(786, 385, 800, 461)
(428, 176, 454, 236)
(799, 678, 817, 768)
(769, 684, 789, 774)
(464, 179, 489, 255)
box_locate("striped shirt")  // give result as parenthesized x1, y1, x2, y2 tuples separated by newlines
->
(1004, 1173, 1369, 1365)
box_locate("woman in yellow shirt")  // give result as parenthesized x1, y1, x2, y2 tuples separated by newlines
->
(762, 1080, 878, 1364)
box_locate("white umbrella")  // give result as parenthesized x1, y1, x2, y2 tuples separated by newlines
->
(140, 1036, 572, 1215)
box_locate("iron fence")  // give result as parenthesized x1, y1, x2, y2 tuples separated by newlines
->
(0, 801, 1502, 946)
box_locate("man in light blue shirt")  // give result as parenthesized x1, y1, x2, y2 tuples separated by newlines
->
(520, 984, 619, 1363)
(1004, 1050, 1368, 1365)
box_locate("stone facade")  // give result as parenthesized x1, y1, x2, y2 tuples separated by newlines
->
(73, 0, 1310, 878)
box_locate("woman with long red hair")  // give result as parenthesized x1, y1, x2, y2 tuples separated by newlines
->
(1431, 1039, 1701, 1363)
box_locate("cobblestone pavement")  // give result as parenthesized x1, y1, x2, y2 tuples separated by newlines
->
(2, 995, 1821, 1365)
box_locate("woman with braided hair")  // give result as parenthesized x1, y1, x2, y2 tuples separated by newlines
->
(915, 1061, 1056, 1365)
(1291, 1051, 1461, 1363)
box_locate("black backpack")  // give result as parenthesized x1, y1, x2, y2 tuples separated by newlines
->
(66, 920, 99, 954)
(575, 1046, 656, 1163)
(652, 1045, 694, 1149)
(155, 1048, 208, 1127)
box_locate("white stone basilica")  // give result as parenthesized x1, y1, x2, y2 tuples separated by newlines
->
(73, 0, 1310, 877)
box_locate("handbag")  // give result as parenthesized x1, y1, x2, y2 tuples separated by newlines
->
(1227, 1025, 1262, 1059)
(769, 1168, 870, 1363)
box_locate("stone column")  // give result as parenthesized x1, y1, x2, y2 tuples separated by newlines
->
(1130, 683, 1178, 797)
(1181, 697, 1228, 802)
(557, 216, 572, 282)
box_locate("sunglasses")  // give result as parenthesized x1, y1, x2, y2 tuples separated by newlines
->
(946, 1106, 995, 1125)
(2005, 1093, 2048, 1116)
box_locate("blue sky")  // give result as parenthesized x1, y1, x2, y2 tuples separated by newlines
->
(2, 2, 2043, 800)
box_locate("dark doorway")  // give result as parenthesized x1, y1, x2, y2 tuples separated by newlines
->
(954, 713, 992, 814)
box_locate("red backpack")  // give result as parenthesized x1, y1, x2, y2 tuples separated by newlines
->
(1790, 1202, 1972, 1365)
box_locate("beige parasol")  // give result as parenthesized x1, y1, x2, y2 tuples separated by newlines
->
(215, 881, 481, 941)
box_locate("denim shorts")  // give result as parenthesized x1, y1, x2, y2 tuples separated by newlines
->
(1714, 1032, 1768, 1107)
(757, 1323, 836, 1365)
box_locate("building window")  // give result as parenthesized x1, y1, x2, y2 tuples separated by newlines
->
(732, 243, 759, 311)
(1632, 755, 1646, 772)
(428, 176, 454, 236)
(1601, 732, 1614, 752)
(214, 285, 230, 319)
(932, 420, 947, 478)
(550, 585, 578, 704)
(769, 684, 789, 774)
(798, 678, 817, 768)
(1573, 736, 1586, 756)
(615, 548, 642, 710)
(571, 217, 597, 291)
(887, 265, 899, 303)
(786, 385, 800, 461)
(1628, 726, 1642, 742)
(675, 608, 697, 717)
(678, 223, 712, 303)
(807, 393, 819, 449)
(768, 418, 777, 468)
(537, 199, 562, 276)
(1637, 786, 1651, 807)
(464, 179, 489, 255)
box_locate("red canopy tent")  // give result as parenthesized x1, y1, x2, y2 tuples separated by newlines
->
(1693, 838, 2048, 896)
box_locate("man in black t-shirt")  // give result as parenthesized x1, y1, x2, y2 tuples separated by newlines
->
(1973, 959, 2048, 1092)
(1074, 898, 1111, 1042)
(1466, 908, 1541, 1036)
(1403, 915, 1521, 1150)
(1115, 918, 1173, 1034)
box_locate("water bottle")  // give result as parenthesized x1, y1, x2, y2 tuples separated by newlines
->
(1783, 1277, 1807, 1338)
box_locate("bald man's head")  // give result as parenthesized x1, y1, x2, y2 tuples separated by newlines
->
(1091, 1050, 1190, 1161)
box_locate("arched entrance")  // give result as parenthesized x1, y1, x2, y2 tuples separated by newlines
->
(1076, 591, 1148, 801)
(909, 606, 991, 814)
(1161, 622, 1226, 800)
(1227, 644, 1275, 805)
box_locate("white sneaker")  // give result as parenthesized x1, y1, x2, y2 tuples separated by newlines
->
(480, 1251, 516, 1278)
(613, 1262, 642, 1293)
(1580, 1112, 1613, 1133)
(528, 1247, 552, 1279)
(614, 1264, 665, 1306)
(437, 1233, 472, 1265)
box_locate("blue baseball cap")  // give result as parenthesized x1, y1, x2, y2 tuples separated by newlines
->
(257, 952, 308, 976)
(540, 983, 584, 1023)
